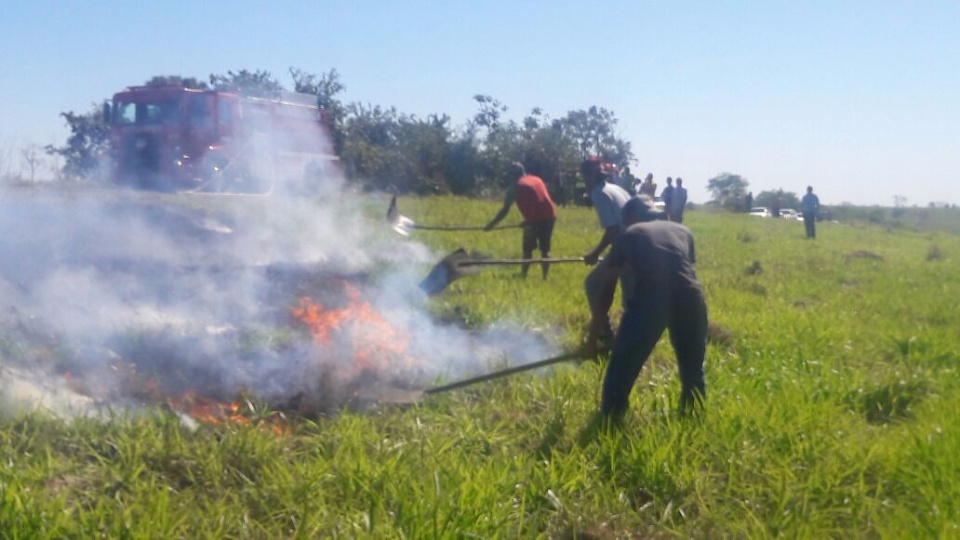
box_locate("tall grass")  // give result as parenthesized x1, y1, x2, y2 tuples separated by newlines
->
(2, 196, 959, 537)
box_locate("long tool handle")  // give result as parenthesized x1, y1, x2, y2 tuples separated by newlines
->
(458, 257, 594, 267)
(423, 351, 583, 395)
(412, 224, 521, 231)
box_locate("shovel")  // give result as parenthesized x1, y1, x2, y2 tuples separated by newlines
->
(419, 248, 596, 295)
(387, 195, 521, 236)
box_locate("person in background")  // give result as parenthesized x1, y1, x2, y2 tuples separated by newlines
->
(638, 173, 657, 198)
(801, 185, 820, 239)
(669, 178, 688, 223)
(609, 164, 636, 196)
(621, 166, 638, 195)
(590, 196, 707, 419)
(660, 177, 675, 220)
(485, 162, 558, 278)
(745, 191, 754, 213)
(580, 157, 633, 354)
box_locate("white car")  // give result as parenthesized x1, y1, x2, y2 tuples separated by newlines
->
(779, 209, 799, 220)
(749, 207, 772, 218)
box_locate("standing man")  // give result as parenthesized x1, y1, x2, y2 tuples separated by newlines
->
(621, 166, 638, 195)
(638, 173, 657, 198)
(591, 196, 707, 419)
(669, 178, 688, 223)
(485, 162, 558, 279)
(609, 164, 636, 196)
(580, 157, 632, 351)
(801, 186, 820, 239)
(660, 177, 675, 220)
(745, 191, 754, 213)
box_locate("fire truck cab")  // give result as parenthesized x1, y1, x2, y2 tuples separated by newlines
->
(104, 84, 338, 193)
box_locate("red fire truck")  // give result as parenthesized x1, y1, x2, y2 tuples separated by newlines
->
(103, 84, 338, 193)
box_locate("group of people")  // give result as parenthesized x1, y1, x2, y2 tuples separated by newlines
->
(484, 159, 706, 420)
(609, 170, 689, 224)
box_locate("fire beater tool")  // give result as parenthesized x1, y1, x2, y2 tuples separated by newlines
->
(419, 248, 599, 295)
(421, 350, 584, 395)
(387, 195, 521, 236)
(355, 350, 586, 405)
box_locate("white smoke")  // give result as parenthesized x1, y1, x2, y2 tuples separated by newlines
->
(0, 126, 556, 420)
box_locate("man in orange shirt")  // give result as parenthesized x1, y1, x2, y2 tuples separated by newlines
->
(485, 162, 558, 279)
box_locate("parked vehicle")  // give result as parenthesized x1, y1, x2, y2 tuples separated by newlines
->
(779, 209, 799, 220)
(103, 84, 339, 193)
(749, 207, 772, 218)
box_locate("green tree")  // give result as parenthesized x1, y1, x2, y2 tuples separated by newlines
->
(47, 67, 639, 197)
(396, 114, 452, 194)
(558, 106, 633, 167)
(143, 75, 209, 89)
(462, 98, 631, 199)
(340, 103, 400, 188)
(44, 106, 110, 180)
(290, 67, 347, 156)
(443, 137, 483, 195)
(707, 172, 750, 211)
(209, 69, 283, 98)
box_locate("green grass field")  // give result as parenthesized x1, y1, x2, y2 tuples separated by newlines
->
(2, 195, 959, 538)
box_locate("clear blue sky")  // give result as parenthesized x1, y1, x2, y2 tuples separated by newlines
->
(2, 1, 958, 206)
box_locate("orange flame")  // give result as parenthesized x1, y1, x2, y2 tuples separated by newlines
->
(167, 391, 289, 435)
(167, 390, 250, 427)
(291, 282, 415, 372)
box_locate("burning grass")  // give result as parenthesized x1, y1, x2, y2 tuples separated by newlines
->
(3, 195, 960, 537)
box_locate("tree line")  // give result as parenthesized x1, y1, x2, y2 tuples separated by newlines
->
(39, 67, 868, 214)
(45, 68, 635, 202)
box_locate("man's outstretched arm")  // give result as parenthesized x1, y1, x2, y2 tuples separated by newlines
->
(584, 226, 618, 265)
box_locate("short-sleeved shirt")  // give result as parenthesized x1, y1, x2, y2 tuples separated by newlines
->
(801, 193, 819, 214)
(590, 181, 632, 229)
(607, 220, 701, 305)
(504, 175, 557, 222)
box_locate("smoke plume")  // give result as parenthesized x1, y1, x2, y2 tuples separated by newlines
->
(0, 129, 555, 420)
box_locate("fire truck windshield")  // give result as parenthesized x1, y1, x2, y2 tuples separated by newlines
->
(113, 98, 182, 126)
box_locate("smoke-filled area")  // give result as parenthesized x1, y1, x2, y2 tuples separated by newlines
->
(0, 154, 557, 420)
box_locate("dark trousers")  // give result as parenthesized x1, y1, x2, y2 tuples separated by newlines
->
(521, 218, 555, 277)
(804, 215, 816, 238)
(601, 291, 707, 416)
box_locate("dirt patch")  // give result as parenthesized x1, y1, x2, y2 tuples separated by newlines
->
(707, 321, 735, 347)
(844, 250, 884, 262)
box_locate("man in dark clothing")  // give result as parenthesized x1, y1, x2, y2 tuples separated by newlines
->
(485, 162, 558, 278)
(669, 178, 688, 223)
(660, 177, 675, 219)
(801, 186, 820, 239)
(591, 196, 707, 418)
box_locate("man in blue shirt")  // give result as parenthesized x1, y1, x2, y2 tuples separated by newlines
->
(581, 157, 632, 355)
(801, 186, 820, 239)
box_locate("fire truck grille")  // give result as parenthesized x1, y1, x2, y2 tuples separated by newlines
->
(121, 134, 162, 188)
